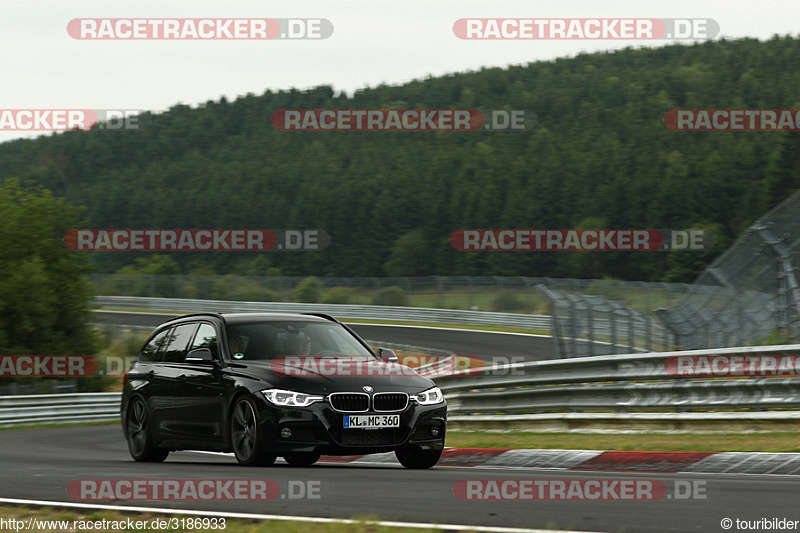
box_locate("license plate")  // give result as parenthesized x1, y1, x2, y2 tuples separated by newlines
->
(343, 414, 400, 429)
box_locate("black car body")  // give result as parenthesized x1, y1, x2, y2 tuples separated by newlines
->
(121, 312, 447, 468)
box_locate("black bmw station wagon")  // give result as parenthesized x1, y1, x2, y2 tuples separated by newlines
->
(121, 312, 447, 468)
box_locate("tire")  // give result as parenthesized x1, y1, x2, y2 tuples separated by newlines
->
(125, 397, 169, 463)
(395, 446, 442, 469)
(283, 452, 321, 467)
(230, 396, 276, 466)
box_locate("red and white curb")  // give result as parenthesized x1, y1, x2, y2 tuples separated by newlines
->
(320, 448, 800, 475)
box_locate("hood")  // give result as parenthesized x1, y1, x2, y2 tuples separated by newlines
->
(229, 357, 436, 394)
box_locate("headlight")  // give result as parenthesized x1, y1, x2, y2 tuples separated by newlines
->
(262, 389, 323, 407)
(412, 387, 444, 405)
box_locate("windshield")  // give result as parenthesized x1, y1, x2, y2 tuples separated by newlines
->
(225, 321, 373, 361)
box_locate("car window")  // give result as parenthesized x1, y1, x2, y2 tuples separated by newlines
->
(140, 328, 170, 362)
(227, 321, 373, 359)
(189, 322, 219, 360)
(162, 323, 198, 363)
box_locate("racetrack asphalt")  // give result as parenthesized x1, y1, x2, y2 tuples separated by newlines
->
(1, 425, 799, 533)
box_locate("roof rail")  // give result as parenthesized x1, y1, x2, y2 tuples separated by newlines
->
(163, 312, 226, 322)
(302, 312, 340, 323)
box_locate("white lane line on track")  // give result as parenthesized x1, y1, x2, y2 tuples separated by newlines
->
(0, 497, 590, 533)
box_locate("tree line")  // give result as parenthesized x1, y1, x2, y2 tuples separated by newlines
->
(0, 35, 798, 282)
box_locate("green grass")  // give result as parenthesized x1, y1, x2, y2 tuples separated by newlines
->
(445, 430, 800, 453)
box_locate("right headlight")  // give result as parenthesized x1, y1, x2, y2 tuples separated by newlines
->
(411, 386, 444, 405)
(262, 389, 323, 407)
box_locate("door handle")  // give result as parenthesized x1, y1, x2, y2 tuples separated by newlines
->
(178, 374, 186, 382)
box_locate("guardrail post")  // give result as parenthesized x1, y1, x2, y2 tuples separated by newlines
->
(526, 277, 534, 314)
(610, 304, 618, 355)
(643, 282, 652, 352)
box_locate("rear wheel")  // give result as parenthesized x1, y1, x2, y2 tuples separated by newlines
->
(126, 397, 169, 463)
(230, 396, 276, 466)
(283, 452, 321, 467)
(395, 446, 442, 469)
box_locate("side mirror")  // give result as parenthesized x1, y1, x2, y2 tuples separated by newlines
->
(185, 347, 216, 365)
(377, 347, 399, 364)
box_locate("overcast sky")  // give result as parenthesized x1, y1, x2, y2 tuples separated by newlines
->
(1, 0, 797, 143)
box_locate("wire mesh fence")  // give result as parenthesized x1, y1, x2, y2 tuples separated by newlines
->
(656, 190, 800, 350)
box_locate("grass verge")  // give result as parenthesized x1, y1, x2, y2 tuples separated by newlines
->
(445, 430, 800, 453)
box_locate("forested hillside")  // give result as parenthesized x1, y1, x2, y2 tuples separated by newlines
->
(0, 36, 798, 281)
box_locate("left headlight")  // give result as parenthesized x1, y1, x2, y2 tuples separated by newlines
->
(411, 386, 445, 405)
(262, 389, 323, 407)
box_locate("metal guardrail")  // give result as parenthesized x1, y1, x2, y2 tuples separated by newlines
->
(0, 393, 121, 428)
(93, 296, 552, 331)
(436, 344, 800, 414)
(3, 345, 798, 428)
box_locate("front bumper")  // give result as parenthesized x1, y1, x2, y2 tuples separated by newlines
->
(253, 393, 447, 456)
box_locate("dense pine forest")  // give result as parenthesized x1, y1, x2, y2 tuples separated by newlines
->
(0, 36, 798, 282)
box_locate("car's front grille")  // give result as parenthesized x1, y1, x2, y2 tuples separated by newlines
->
(373, 392, 409, 412)
(328, 393, 369, 412)
(340, 429, 404, 446)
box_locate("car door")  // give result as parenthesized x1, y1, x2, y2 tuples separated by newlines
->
(151, 322, 198, 437)
(173, 322, 227, 442)
(137, 327, 171, 433)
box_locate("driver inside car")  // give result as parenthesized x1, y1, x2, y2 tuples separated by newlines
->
(229, 334, 246, 360)
(287, 333, 312, 355)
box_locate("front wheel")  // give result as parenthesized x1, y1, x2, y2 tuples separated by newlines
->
(230, 396, 276, 466)
(395, 446, 442, 469)
(126, 397, 169, 463)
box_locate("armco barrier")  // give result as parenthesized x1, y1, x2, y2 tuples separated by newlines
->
(0, 393, 121, 428)
(1, 345, 799, 430)
(435, 344, 800, 415)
